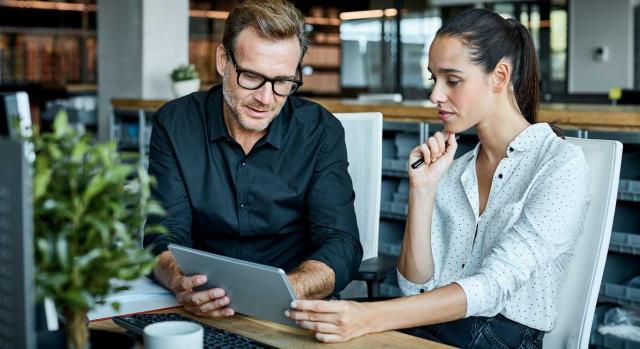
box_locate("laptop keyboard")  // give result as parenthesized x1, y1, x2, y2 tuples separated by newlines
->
(114, 312, 277, 349)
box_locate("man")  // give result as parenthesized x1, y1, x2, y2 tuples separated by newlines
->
(143, 0, 362, 318)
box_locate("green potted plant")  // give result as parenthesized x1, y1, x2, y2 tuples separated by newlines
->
(170, 63, 201, 97)
(32, 112, 165, 349)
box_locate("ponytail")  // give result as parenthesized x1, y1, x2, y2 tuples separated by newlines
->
(508, 19, 538, 125)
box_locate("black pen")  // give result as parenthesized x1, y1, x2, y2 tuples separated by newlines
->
(411, 158, 425, 169)
(410, 134, 459, 169)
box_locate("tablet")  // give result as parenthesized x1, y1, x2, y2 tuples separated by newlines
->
(168, 244, 297, 327)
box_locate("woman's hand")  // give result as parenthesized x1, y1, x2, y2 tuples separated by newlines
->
(408, 131, 458, 189)
(285, 300, 374, 343)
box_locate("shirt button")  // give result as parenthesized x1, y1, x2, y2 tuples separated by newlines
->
(240, 203, 245, 208)
(509, 147, 514, 152)
(462, 263, 465, 268)
(498, 173, 503, 179)
(241, 162, 246, 166)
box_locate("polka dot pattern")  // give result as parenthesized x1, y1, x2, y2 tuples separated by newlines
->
(397, 123, 590, 331)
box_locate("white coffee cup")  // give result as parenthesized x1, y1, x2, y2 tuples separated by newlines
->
(143, 321, 204, 349)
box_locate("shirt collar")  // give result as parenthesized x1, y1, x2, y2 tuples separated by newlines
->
(507, 122, 552, 153)
(467, 122, 552, 162)
(208, 85, 229, 142)
(261, 108, 284, 149)
(207, 84, 285, 149)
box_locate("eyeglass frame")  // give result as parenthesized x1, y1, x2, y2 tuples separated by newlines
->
(226, 50, 304, 97)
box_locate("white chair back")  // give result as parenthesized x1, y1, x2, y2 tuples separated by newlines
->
(544, 137, 623, 348)
(333, 113, 383, 261)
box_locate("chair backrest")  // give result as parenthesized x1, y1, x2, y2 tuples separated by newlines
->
(543, 137, 622, 349)
(333, 113, 383, 261)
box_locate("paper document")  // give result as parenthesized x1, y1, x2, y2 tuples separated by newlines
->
(88, 277, 180, 321)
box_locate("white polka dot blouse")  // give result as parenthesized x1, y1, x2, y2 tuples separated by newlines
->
(397, 123, 590, 332)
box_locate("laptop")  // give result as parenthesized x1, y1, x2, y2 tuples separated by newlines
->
(168, 244, 297, 327)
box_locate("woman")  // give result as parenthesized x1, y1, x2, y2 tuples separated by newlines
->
(285, 8, 589, 348)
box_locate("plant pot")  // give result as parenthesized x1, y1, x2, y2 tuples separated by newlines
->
(172, 78, 201, 97)
(37, 329, 136, 349)
(89, 329, 137, 349)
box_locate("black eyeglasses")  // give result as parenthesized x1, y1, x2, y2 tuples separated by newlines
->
(227, 51, 303, 97)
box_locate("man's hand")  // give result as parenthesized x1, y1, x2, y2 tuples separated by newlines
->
(171, 275, 234, 317)
(154, 250, 234, 318)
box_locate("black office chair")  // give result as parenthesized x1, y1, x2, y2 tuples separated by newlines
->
(355, 254, 398, 299)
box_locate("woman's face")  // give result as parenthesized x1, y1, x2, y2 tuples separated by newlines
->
(428, 36, 494, 133)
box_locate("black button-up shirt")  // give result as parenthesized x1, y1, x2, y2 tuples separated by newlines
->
(143, 85, 362, 294)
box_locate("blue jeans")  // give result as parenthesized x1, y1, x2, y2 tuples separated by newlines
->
(401, 314, 544, 349)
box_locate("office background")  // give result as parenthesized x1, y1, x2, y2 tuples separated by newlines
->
(1, 0, 639, 348)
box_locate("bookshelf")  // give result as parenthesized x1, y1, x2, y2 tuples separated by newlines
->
(0, 1, 97, 86)
(0, 1, 343, 94)
(0, 1, 98, 126)
(0, 30, 97, 85)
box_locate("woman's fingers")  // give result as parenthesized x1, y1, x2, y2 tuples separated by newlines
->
(419, 143, 432, 165)
(315, 333, 348, 343)
(286, 309, 337, 323)
(409, 144, 423, 162)
(410, 132, 458, 175)
(295, 320, 341, 334)
(287, 300, 368, 343)
(426, 137, 440, 162)
(289, 300, 344, 313)
(443, 132, 458, 159)
(434, 132, 446, 156)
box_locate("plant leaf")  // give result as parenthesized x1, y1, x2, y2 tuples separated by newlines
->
(55, 234, 69, 270)
(53, 110, 69, 137)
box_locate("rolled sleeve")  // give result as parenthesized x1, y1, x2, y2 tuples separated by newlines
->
(304, 120, 362, 294)
(143, 112, 193, 256)
(397, 269, 436, 296)
(458, 154, 589, 318)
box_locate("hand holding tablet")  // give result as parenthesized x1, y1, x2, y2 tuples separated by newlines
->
(168, 244, 298, 326)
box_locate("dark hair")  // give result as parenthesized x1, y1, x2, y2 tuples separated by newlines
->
(222, 0, 310, 62)
(437, 9, 563, 137)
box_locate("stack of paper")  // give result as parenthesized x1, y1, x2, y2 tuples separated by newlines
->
(88, 277, 180, 321)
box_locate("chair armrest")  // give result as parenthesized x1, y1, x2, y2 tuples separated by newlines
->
(355, 254, 397, 282)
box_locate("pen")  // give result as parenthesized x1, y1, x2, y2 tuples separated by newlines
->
(411, 158, 425, 169)
(410, 134, 459, 169)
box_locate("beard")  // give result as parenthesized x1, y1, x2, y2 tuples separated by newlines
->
(222, 74, 284, 133)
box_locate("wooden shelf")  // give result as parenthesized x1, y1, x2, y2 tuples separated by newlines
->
(0, 26, 95, 36)
(65, 83, 96, 93)
(310, 42, 341, 47)
(304, 66, 340, 71)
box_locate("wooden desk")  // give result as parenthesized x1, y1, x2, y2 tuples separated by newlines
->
(90, 307, 453, 349)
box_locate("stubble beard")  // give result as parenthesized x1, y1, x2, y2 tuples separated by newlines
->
(222, 75, 284, 133)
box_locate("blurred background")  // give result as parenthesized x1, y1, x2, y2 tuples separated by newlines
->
(2, 3, 640, 348)
(0, 0, 635, 136)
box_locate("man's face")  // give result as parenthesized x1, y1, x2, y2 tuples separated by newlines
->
(217, 28, 301, 133)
